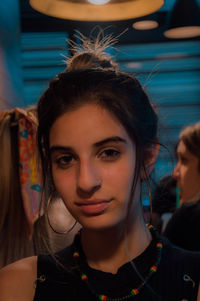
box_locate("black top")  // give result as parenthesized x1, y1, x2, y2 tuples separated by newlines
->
(34, 229, 200, 301)
(163, 199, 200, 251)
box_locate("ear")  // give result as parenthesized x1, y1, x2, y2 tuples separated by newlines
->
(141, 139, 160, 180)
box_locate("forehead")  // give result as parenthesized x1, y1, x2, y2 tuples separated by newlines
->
(49, 103, 131, 147)
(177, 140, 187, 154)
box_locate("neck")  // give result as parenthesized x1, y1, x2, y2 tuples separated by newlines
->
(81, 217, 151, 274)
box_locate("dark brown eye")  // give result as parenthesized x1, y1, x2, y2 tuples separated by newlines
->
(55, 155, 74, 168)
(99, 149, 120, 161)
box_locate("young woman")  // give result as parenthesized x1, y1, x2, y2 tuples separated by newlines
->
(173, 122, 200, 205)
(163, 122, 200, 251)
(0, 41, 200, 301)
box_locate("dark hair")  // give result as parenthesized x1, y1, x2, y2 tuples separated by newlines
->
(152, 175, 177, 215)
(37, 49, 158, 220)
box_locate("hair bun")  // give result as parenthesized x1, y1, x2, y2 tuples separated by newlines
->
(66, 32, 118, 72)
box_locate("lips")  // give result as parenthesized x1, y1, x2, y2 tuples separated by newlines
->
(76, 199, 111, 215)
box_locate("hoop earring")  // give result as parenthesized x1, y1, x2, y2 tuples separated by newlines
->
(46, 197, 78, 235)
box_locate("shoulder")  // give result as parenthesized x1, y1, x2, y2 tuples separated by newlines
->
(161, 236, 200, 272)
(37, 244, 72, 270)
(172, 200, 200, 223)
(0, 256, 37, 301)
(163, 202, 199, 233)
(35, 245, 75, 285)
(155, 239, 200, 299)
(33, 246, 79, 300)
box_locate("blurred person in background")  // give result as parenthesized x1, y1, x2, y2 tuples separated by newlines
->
(163, 122, 200, 251)
(0, 108, 79, 268)
(0, 108, 48, 268)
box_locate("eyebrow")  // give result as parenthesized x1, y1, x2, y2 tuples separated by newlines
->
(50, 136, 127, 155)
(93, 136, 127, 148)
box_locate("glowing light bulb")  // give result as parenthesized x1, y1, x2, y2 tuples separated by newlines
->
(87, 0, 110, 5)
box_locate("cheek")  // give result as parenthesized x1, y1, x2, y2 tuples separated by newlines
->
(103, 161, 134, 197)
(52, 169, 75, 200)
(120, 167, 134, 195)
(183, 167, 193, 180)
(179, 166, 187, 179)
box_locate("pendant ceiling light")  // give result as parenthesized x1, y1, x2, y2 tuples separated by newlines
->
(133, 20, 159, 30)
(164, 0, 200, 39)
(132, 14, 159, 30)
(29, 0, 164, 22)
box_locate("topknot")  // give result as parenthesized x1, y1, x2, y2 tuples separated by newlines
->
(66, 31, 118, 72)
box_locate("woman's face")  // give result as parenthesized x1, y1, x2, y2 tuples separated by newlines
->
(49, 103, 140, 231)
(173, 140, 200, 204)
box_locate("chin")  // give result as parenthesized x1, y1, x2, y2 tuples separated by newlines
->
(80, 216, 124, 232)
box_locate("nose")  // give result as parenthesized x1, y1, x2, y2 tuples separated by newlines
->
(77, 160, 101, 198)
(173, 163, 179, 180)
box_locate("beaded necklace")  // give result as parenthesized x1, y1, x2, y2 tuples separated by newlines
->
(73, 225, 163, 301)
